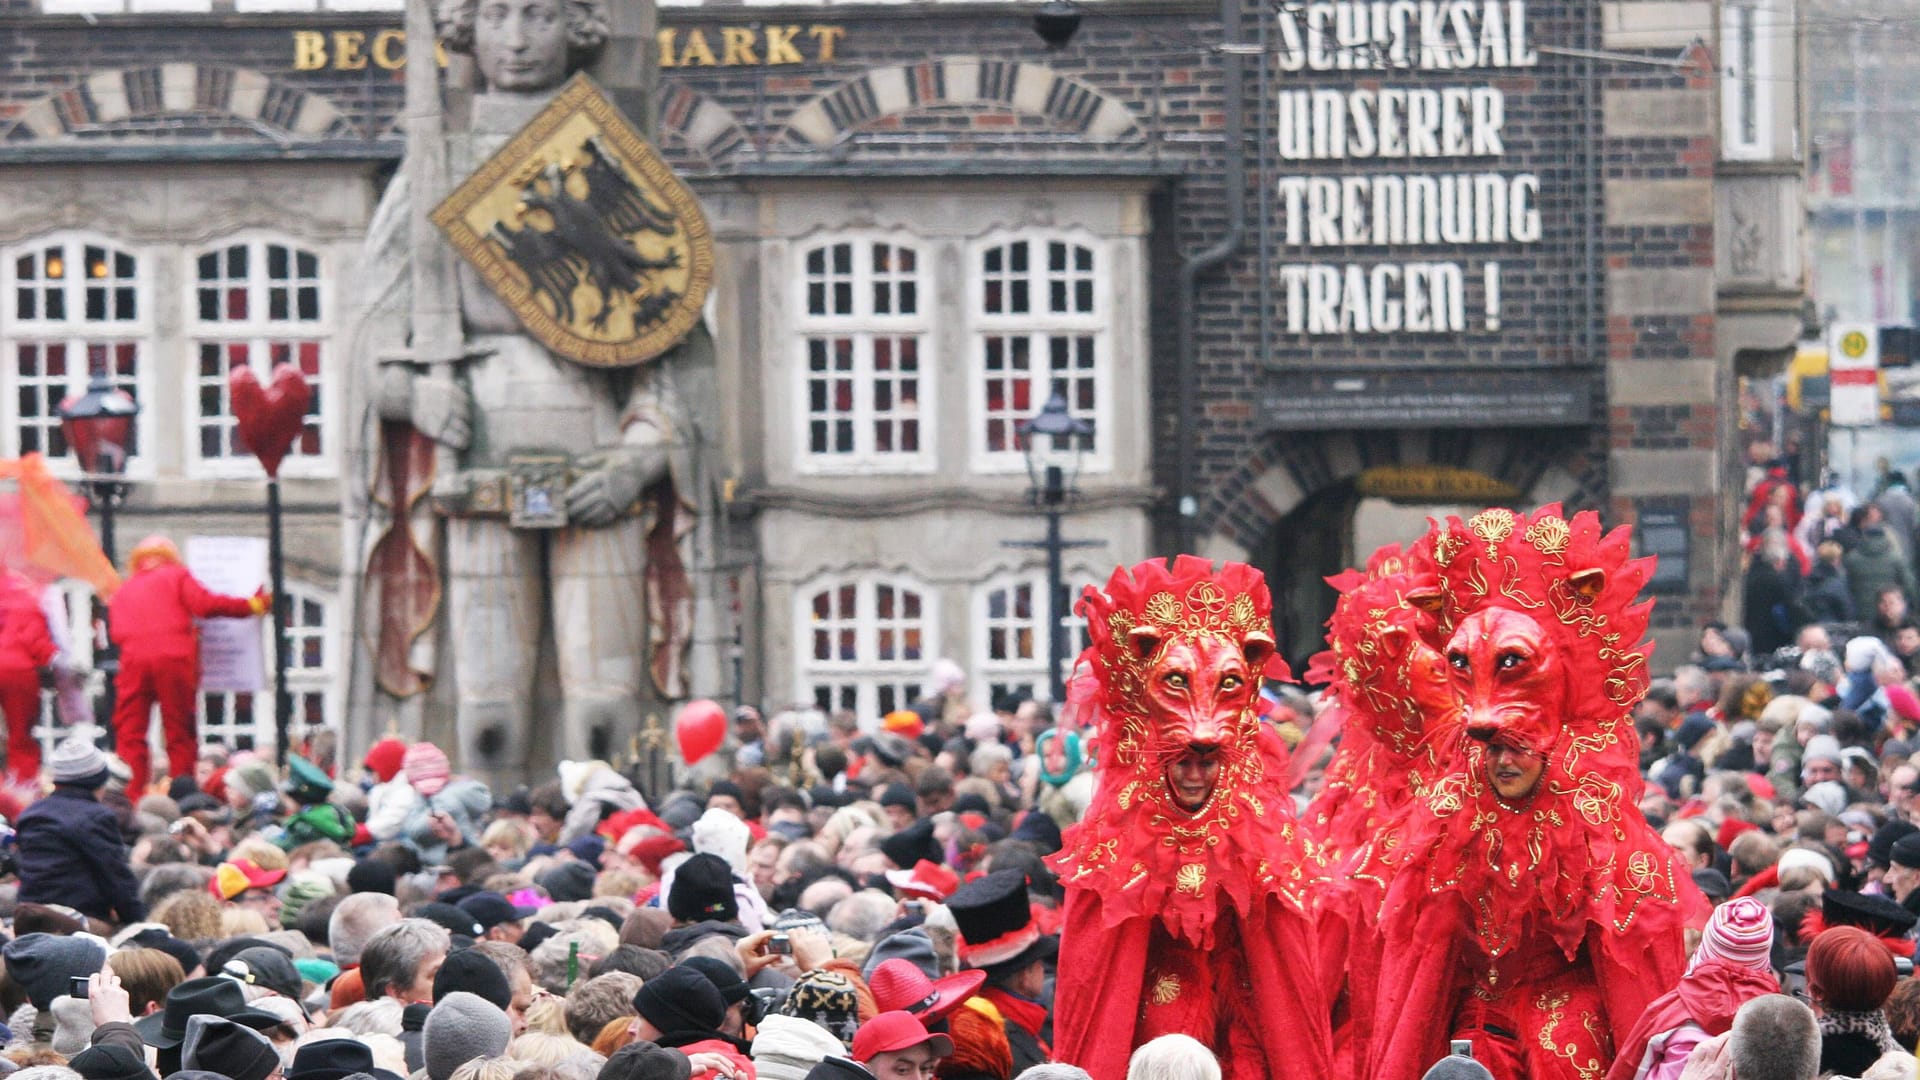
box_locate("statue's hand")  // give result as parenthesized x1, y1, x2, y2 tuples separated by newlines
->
(565, 445, 666, 527)
(412, 378, 472, 451)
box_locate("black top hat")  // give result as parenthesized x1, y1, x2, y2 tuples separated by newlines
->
(133, 976, 280, 1049)
(880, 820, 941, 871)
(944, 869, 1055, 977)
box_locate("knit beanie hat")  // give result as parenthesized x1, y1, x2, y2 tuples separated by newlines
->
(48, 738, 109, 788)
(750, 1015, 849, 1080)
(631, 966, 726, 1041)
(777, 969, 861, 1047)
(691, 810, 750, 874)
(50, 994, 97, 1056)
(279, 871, 337, 930)
(181, 1015, 280, 1080)
(666, 854, 738, 924)
(1687, 896, 1775, 974)
(597, 1041, 692, 1080)
(68, 1040, 159, 1080)
(3, 933, 106, 1011)
(535, 860, 597, 904)
(433, 948, 512, 1010)
(423, 991, 511, 1080)
(405, 744, 452, 798)
(348, 859, 398, 896)
(364, 738, 409, 784)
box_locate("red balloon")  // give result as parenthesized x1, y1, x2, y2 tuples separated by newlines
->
(675, 699, 727, 765)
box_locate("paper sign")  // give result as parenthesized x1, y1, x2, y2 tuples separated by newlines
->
(186, 536, 268, 693)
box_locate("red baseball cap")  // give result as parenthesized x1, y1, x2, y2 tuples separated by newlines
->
(851, 1011, 953, 1064)
(210, 859, 287, 901)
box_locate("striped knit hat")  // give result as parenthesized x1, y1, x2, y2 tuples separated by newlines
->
(1687, 896, 1774, 974)
(404, 743, 451, 797)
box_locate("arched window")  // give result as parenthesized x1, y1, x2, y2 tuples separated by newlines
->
(971, 233, 1107, 472)
(797, 573, 935, 724)
(972, 570, 1096, 707)
(190, 237, 329, 475)
(794, 237, 932, 471)
(2, 235, 149, 470)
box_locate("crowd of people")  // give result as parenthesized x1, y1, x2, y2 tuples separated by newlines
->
(6, 476, 1920, 1078)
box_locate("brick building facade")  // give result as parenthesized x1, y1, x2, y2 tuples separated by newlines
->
(0, 0, 1805, 758)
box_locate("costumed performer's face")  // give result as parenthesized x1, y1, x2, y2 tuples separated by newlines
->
(473, 0, 571, 94)
(1484, 740, 1546, 800)
(1166, 749, 1223, 812)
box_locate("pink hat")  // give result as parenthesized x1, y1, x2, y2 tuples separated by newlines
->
(1887, 684, 1920, 723)
(1688, 895, 1774, 974)
(403, 743, 451, 797)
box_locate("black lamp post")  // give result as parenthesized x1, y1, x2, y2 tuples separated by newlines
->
(1005, 391, 1102, 706)
(59, 367, 139, 719)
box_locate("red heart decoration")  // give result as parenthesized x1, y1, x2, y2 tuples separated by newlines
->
(229, 362, 314, 479)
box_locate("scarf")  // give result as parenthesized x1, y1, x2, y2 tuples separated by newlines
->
(1818, 1009, 1901, 1057)
(979, 988, 1049, 1050)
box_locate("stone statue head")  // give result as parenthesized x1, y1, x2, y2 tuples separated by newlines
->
(437, 0, 610, 93)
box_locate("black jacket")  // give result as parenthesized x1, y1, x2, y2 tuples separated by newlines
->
(802, 1058, 871, 1079)
(15, 787, 146, 924)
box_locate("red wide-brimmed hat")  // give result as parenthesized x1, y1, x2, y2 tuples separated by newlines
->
(867, 958, 987, 1021)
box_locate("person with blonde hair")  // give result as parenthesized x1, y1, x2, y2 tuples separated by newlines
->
(152, 890, 224, 941)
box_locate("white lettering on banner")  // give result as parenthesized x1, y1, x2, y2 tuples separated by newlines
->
(1272, 0, 1542, 335)
(1275, 0, 1537, 73)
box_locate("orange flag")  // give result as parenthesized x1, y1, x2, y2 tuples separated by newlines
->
(0, 454, 120, 597)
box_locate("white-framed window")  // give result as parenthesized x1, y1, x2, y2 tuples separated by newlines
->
(969, 233, 1108, 472)
(189, 237, 330, 477)
(794, 236, 932, 472)
(198, 582, 339, 752)
(1, 236, 151, 475)
(973, 570, 1096, 706)
(1721, 0, 1774, 160)
(796, 573, 935, 724)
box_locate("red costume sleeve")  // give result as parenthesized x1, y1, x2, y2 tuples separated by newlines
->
(175, 569, 258, 619)
(0, 591, 55, 670)
(1051, 887, 1152, 1080)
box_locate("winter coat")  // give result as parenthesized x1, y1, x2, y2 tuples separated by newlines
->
(1741, 560, 1802, 655)
(394, 777, 491, 864)
(1801, 562, 1855, 624)
(107, 562, 255, 660)
(15, 788, 145, 924)
(1844, 529, 1916, 623)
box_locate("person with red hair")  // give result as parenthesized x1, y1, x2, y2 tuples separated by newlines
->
(1805, 925, 1902, 1077)
(0, 571, 56, 783)
(107, 535, 268, 793)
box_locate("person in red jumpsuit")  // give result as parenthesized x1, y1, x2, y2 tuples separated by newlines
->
(108, 536, 268, 793)
(0, 572, 55, 784)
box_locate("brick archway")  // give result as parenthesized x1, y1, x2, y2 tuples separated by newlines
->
(775, 56, 1144, 148)
(1202, 428, 1605, 557)
(2, 65, 355, 142)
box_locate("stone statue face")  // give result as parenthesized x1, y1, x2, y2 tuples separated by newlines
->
(473, 0, 570, 93)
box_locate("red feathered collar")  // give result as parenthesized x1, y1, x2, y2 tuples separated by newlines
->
(1799, 909, 1917, 957)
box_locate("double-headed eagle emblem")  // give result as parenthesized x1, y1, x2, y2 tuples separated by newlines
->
(434, 75, 713, 368)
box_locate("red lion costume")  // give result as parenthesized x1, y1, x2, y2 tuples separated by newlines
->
(1304, 540, 1464, 1074)
(1049, 556, 1330, 1080)
(1367, 507, 1706, 1080)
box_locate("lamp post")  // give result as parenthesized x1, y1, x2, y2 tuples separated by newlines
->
(59, 367, 139, 719)
(1004, 392, 1103, 706)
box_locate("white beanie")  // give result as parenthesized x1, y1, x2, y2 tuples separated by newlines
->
(1778, 847, 1837, 885)
(750, 1015, 852, 1080)
(692, 807, 751, 874)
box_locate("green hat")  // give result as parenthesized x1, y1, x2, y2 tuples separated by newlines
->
(278, 871, 338, 929)
(293, 957, 339, 986)
(283, 754, 334, 805)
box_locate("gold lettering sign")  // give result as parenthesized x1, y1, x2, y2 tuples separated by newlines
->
(291, 26, 843, 71)
(432, 74, 713, 369)
(1354, 465, 1521, 502)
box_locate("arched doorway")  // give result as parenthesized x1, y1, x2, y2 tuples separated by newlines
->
(1264, 481, 1358, 671)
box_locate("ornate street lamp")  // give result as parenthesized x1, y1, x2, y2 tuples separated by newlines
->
(1009, 391, 1100, 707)
(57, 369, 138, 568)
(59, 365, 139, 719)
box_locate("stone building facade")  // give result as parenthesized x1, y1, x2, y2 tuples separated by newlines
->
(0, 0, 1806, 759)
